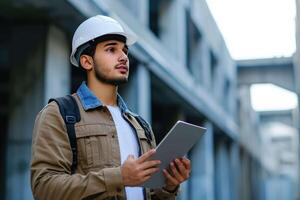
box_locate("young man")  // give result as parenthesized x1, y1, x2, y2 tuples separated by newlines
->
(31, 15, 191, 200)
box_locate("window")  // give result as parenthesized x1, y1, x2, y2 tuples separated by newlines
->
(186, 10, 202, 75)
(210, 50, 218, 87)
(223, 79, 231, 111)
(149, 0, 172, 37)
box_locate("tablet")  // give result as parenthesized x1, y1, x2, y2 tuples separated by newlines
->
(142, 120, 206, 188)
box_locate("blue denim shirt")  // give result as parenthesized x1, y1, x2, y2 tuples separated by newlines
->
(76, 81, 137, 116)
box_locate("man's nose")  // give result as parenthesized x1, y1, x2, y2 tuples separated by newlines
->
(119, 51, 128, 63)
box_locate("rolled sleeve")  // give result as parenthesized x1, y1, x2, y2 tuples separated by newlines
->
(151, 186, 179, 200)
(103, 166, 124, 196)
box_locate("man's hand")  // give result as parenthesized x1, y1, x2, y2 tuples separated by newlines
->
(121, 149, 161, 186)
(163, 157, 191, 192)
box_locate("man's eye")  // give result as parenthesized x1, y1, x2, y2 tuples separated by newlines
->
(106, 47, 115, 52)
(123, 48, 129, 55)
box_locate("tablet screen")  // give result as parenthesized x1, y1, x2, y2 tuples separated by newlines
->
(142, 121, 206, 188)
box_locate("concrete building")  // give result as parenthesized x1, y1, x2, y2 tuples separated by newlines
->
(0, 0, 297, 200)
(238, 58, 300, 200)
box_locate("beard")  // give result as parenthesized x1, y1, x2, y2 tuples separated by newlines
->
(94, 60, 128, 86)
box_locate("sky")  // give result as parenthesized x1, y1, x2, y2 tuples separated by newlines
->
(250, 84, 298, 111)
(206, 0, 296, 60)
(205, 0, 298, 111)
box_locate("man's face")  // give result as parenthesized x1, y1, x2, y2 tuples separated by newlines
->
(92, 39, 129, 85)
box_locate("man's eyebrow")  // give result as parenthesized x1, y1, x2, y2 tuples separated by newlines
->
(103, 42, 127, 50)
(104, 42, 117, 47)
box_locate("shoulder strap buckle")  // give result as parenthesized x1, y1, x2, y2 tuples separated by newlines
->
(66, 115, 76, 124)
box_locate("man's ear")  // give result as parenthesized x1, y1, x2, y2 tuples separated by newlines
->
(80, 55, 93, 70)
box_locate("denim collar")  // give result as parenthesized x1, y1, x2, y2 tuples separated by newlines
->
(76, 81, 136, 116)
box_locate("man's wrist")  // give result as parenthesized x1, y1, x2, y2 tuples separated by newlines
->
(163, 185, 179, 193)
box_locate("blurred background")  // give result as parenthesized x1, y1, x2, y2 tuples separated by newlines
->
(0, 0, 300, 199)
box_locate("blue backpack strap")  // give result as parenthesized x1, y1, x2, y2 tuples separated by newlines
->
(48, 95, 81, 174)
(134, 115, 154, 145)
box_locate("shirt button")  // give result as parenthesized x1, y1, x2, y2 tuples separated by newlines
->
(112, 135, 115, 138)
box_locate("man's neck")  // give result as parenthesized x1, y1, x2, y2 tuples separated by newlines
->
(87, 79, 118, 106)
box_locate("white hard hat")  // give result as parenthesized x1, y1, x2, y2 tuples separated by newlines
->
(70, 15, 137, 67)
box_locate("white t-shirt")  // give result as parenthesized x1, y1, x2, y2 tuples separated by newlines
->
(107, 106, 144, 200)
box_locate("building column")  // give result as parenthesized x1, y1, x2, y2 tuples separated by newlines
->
(125, 0, 149, 26)
(6, 25, 69, 200)
(229, 143, 240, 200)
(158, 0, 186, 66)
(6, 24, 47, 200)
(178, 121, 214, 200)
(136, 64, 151, 122)
(240, 151, 251, 200)
(215, 139, 230, 200)
(121, 64, 151, 122)
(44, 25, 70, 103)
(293, 3, 300, 197)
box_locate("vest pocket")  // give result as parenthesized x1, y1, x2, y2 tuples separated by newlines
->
(75, 124, 113, 171)
(136, 129, 152, 154)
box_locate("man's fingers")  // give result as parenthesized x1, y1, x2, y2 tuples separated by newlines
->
(140, 160, 161, 170)
(141, 167, 159, 177)
(180, 157, 191, 170)
(141, 175, 152, 183)
(163, 169, 179, 186)
(170, 162, 184, 182)
(126, 154, 135, 161)
(175, 159, 186, 173)
(137, 149, 156, 163)
(175, 159, 190, 178)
